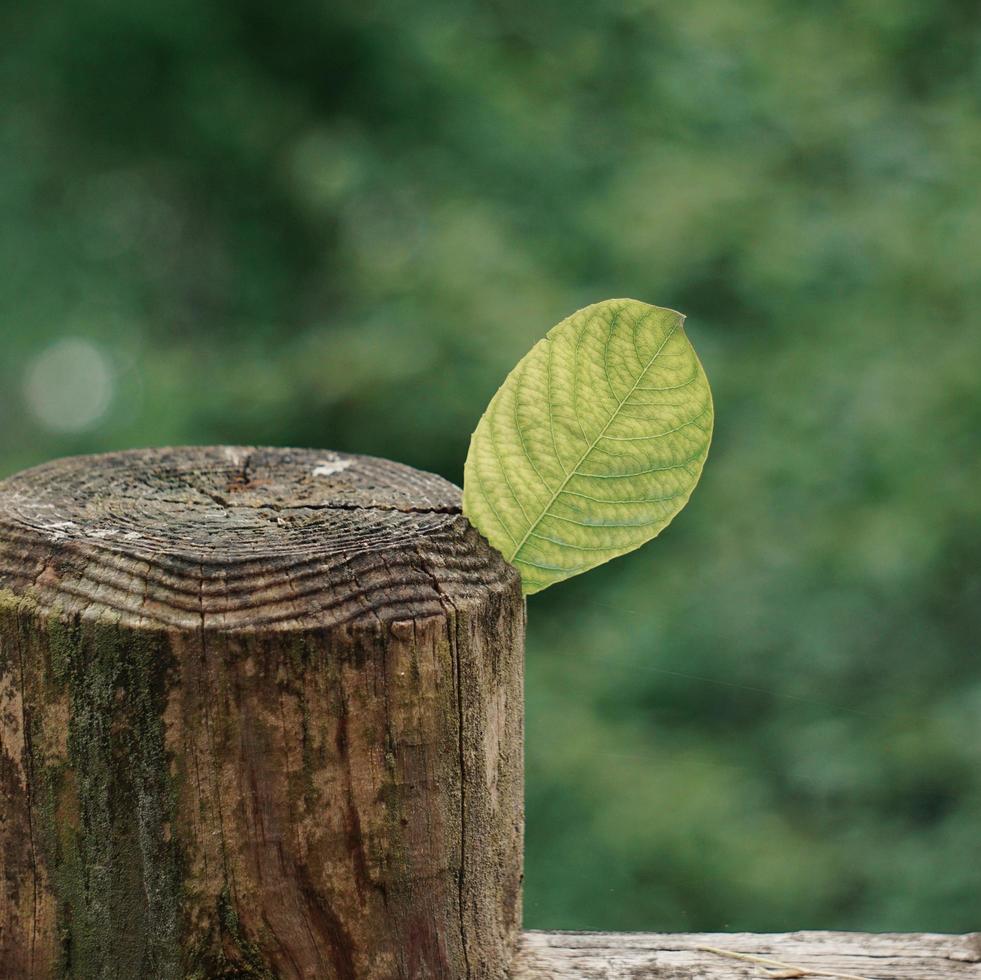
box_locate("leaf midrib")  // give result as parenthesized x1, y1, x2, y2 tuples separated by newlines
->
(506, 319, 681, 564)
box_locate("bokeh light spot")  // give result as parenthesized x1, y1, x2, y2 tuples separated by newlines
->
(24, 338, 114, 433)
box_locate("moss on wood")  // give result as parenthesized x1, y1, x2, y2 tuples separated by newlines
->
(27, 610, 183, 979)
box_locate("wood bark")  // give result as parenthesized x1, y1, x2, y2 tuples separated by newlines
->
(513, 930, 981, 979)
(0, 446, 525, 980)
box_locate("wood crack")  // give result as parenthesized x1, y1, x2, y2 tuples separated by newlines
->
(14, 624, 39, 976)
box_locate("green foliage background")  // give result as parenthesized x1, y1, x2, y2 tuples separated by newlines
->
(2, 0, 979, 931)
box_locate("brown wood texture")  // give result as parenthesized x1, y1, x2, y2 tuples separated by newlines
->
(0, 447, 525, 980)
(514, 930, 981, 979)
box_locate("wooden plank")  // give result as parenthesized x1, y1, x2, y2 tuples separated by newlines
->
(514, 930, 981, 979)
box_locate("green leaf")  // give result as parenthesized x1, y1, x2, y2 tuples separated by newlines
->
(463, 299, 713, 594)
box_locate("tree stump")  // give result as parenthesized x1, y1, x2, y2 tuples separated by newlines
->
(0, 447, 524, 980)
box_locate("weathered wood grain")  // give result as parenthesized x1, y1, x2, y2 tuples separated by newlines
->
(513, 930, 981, 979)
(0, 447, 525, 979)
(0, 446, 494, 632)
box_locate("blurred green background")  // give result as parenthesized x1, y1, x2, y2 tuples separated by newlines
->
(2, 0, 979, 933)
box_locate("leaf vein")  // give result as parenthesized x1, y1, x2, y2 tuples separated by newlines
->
(577, 450, 705, 479)
(471, 435, 519, 545)
(512, 355, 554, 495)
(506, 320, 680, 563)
(602, 410, 711, 442)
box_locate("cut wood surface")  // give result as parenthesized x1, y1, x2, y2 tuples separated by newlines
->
(0, 447, 524, 980)
(513, 931, 981, 979)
